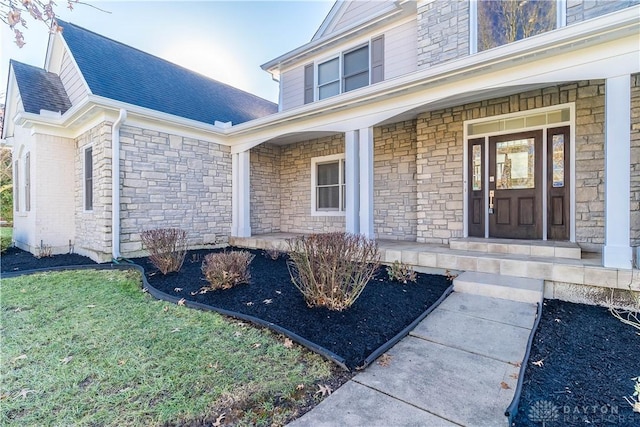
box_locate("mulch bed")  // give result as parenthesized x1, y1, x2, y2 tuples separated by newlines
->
(514, 299, 639, 426)
(133, 248, 452, 370)
(3, 246, 638, 425)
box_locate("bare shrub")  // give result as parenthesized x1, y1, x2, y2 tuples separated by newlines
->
(140, 228, 187, 274)
(202, 251, 255, 290)
(263, 248, 281, 260)
(386, 261, 417, 284)
(286, 232, 380, 311)
(35, 243, 52, 259)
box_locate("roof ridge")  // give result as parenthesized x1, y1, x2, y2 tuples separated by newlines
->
(56, 19, 277, 107)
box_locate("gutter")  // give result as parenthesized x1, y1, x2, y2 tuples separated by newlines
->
(111, 109, 127, 260)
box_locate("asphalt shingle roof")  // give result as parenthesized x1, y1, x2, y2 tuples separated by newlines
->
(57, 20, 278, 125)
(11, 60, 72, 115)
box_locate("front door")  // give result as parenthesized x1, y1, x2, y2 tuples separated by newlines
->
(488, 130, 542, 239)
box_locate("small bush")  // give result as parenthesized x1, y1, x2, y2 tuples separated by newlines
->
(386, 261, 417, 284)
(140, 228, 187, 274)
(1, 235, 11, 253)
(35, 244, 52, 259)
(286, 232, 380, 311)
(263, 248, 281, 260)
(202, 251, 255, 290)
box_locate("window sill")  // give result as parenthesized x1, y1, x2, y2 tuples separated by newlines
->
(311, 210, 346, 217)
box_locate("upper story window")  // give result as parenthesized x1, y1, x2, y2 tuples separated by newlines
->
(475, 0, 560, 52)
(306, 36, 384, 104)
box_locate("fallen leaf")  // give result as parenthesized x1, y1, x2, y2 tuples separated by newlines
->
(554, 318, 561, 323)
(141, 288, 149, 293)
(532, 359, 544, 367)
(0, 393, 9, 400)
(163, 306, 169, 312)
(173, 287, 183, 293)
(510, 373, 519, 380)
(212, 413, 225, 427)
(234, 331, 242, 337)
(86, 304, 96, 308)
(316, 384, 332, 397)
(177, 298, 186, 306)
(253, 343, 261, 348)
(13, 307, 22, 312)
(510, 361, 522, 367)
(263, 299, 273, 304)
(283, 338, 294, 349)
(500, 381, 511, 390)
(377, 353, 392, 367)
(16, 389, 36, 399)
(190, 291, 198, 296)
(12, 354, 27, 363)
(275, 290, 282, 295)
(60, 356, 73, 365)
(118, 360, 126, 366)
(171, 328, 181, 333)
(246, 301, 254, 306)
(296, 384, 305, 390)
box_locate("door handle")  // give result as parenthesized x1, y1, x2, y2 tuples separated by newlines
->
(489, 190, 495, 209)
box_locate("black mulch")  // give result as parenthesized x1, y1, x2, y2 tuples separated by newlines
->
(1, 246, 97, 272)
(132, 248, 452, 370)
(514, 299, 640, 427)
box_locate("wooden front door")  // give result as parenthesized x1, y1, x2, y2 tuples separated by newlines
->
(488, 130, 543, 239)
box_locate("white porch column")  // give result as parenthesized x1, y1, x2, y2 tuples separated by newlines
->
(603, 75, 632, 269)
(231, 151, 251, 238)
(345, 130, 360, 234)
(358, 127, 374, 239)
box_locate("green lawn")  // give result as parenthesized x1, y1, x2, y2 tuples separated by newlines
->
(0, 227, 11, 239)
(1, 269, 334, 426)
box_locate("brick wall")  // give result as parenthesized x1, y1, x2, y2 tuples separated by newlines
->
(279, 134, 346, 234)
(251, 143, 281, 234)
(75, 123, 112, 261)
(566, 0, 640, 24)
(374, 120, 418, 240)
(416, 0, 469, 69)
(118, 126, 231, 257)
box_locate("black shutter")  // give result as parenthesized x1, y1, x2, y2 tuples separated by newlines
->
(371, 35, 384, 84)
(304, 63, 314, 104)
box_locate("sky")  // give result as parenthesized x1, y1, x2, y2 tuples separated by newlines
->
(0, 0, 336, 104)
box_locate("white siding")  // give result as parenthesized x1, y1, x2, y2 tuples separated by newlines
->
(331, 1, 392, 34)
(59, 50, 88, 105)
(385, 18, 418, 79)
(281, 66, 305, 111)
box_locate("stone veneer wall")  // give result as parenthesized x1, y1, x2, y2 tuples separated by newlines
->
(374, 121, 418, 240)
(118, 125, 231, 257)
(250, 143, 281, 234)
(416, 80, 609, 251)
(566, 0, 640, 24)
(416, 0, 469, 69)
(75, 123, 113, 261)
(279, 134, 345, 234)
(631, 73, 640, 247)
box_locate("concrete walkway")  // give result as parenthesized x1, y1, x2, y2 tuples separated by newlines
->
(288, 291, 538, 427)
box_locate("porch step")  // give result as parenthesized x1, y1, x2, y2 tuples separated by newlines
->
(453, 271, 543, 304)
(449, 237, 581, 260)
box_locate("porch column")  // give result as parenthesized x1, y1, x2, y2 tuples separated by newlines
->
(359, 127, 375, 239)
(345, 130, 360, 234)
(231, 150, 251, 238)
(603, 75, 632, 269)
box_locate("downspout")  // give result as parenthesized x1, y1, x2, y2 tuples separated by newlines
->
(112, 109, 127, 260)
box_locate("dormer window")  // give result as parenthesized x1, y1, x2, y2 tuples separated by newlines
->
(308, 36, 384, 103)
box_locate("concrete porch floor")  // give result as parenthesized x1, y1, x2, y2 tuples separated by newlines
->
(230, 233, 639, 306)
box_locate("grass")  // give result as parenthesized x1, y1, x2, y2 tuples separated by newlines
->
(1, 269, 335, 426)
(0, 227, 11, 239)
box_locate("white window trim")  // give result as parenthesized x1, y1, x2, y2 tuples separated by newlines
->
(315, 41, 372, 101)
(311, 153, 346, 217)
(83, 144, 94, 212)
(469, 0, 567, 55)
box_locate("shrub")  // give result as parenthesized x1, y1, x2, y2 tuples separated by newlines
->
(140, 228, 187, 274)
(286, 232, 380, 311)
(0, 235, 11, 253)
(202, 251, 255, 290)
(263, 248, 281, 260)
(35, 243, 52, 258)
(386, 261, 417, 284)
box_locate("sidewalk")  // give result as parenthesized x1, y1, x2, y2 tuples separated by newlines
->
(288, 291, 538, 427)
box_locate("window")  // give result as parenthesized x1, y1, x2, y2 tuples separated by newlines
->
(14, 160, 19, 212)
(315, 36, 384, 101)
(24, 152, 30, 211)
(311, 154, 345, 215)
(84, 146, 93, 211)
(475, 0, 558, 52)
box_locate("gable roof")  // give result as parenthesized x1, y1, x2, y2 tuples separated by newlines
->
(57, 20, 277, 125)
(11, 60, 72, 115)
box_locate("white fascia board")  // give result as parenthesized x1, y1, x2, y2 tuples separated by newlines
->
(261, 1, 404, 72)
(231, 6, 640, 147)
